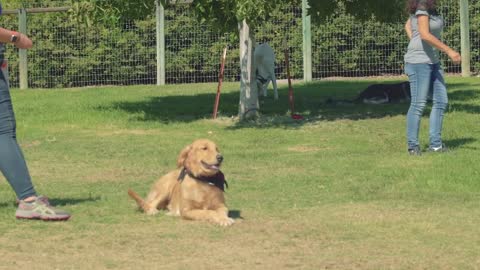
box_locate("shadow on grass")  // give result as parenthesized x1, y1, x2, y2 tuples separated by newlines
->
(0, 202, 15, 208)
(443, 137, 478, 150)
(0, 196, 100, 208)
(97, 80, 480, 129)
(448, 88, 480, 101)
(48, 196, 101, 206)
(228, 209, 244, 220)
(448, 103, 480, 114)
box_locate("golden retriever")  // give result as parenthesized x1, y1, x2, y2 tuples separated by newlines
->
(128, 139, 234, 226)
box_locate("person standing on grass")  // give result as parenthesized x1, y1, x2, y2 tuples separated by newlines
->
(0, 3, 70, 220)
(404, 0, 461, 155)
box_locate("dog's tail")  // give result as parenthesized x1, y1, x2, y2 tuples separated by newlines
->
(128, 189, 146, 211)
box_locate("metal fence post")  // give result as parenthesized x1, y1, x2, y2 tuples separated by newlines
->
(302, 0, 312, 82)
(156, 0, 165, 85)
(18, 8, 28, 89)
(459, 0, 471, 77)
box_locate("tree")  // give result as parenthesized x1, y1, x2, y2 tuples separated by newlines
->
(162, 0, 286, 120)
(77, 0, 407, 119)
(307, 0, 406, 23)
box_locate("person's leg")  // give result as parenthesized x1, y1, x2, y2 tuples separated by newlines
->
(0, 59, 70, 221)
(405, 63, 432, 151)
(428, 63, 448, 149)
(0, 60, 37, 200)
(0, 135, 37, 199)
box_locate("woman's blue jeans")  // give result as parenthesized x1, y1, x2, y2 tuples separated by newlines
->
(0, 53, 37, 200)
(405, 63, 448, 149)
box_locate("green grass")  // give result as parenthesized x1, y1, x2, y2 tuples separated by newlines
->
(1, 77, 479, 269)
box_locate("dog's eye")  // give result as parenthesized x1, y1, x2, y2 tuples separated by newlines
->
(202, 146, 208, 150)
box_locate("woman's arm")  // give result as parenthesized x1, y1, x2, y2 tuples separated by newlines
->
(417, 15, 461, 64)
(405, 18, 412, 40)
(0, 27, 33, 49)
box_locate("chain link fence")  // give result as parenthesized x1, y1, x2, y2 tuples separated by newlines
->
(0, 1, 478, 88)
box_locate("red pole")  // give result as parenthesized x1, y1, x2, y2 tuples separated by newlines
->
(213, 47, 227, 119)
(284, 46, 295, 114)
(284, 44, 303, 120)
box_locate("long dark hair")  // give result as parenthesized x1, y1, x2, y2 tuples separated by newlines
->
(406, 0, 438, 15)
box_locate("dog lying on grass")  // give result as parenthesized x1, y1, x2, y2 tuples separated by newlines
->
(128, 139, 234, 226)
(254, 43, 278, 100)
(355, 81, 411, 104)
(326, 81, 411, 105)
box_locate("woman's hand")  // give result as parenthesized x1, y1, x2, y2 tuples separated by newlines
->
(13, 33, 33, 49)
(447, 50, 461, 64)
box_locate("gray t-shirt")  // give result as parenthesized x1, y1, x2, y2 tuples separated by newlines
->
(404, 9, 444, 64)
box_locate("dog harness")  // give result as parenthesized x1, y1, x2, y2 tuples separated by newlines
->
(177, 168, 228, 192)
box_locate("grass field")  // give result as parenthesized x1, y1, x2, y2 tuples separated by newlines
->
(0, 77, 479, 269)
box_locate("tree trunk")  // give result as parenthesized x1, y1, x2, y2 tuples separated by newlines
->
(238, 19, 259, 120)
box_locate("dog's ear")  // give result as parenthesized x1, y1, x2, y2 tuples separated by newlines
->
(177, 144, 192, 168)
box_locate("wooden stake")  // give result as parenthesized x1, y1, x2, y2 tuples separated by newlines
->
(213, 47, 227, 119)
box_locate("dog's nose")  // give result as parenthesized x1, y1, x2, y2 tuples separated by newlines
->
(216, 154, 223, 163)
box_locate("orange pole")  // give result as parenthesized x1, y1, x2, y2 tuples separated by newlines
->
(284, 46, 295, 115)
(284, 42, 303, 120)
(213, 47, 227, 119)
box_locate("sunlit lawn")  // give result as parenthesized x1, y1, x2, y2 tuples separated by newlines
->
(0, 77, 479, 269)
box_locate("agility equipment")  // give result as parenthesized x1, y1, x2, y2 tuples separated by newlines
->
(212, 47, 227, 119)
(284, 41, 303, 120)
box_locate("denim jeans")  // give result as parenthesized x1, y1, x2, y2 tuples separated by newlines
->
(405, 63, 448, 149)
(0, 47, 37, 200)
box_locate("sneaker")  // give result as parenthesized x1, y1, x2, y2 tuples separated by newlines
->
(408, 146, 421, 156)
(428, 144, 449, 153)
(15, 196, 71, 221)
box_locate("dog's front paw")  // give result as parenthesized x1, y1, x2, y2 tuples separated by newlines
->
(145, 208, 159, 215)
(165, 210, 180, 217)
(217, 217, 235, 227)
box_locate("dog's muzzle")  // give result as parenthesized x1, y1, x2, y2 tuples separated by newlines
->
(202, 160, 221, 171)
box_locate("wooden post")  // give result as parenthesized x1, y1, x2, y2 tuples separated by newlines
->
(18, 8, 28, 89)
(459, 0, 471, 77)
(302, 0, 312, 82)
(238, 19, 259, 120)
(156, 0, 165, 85)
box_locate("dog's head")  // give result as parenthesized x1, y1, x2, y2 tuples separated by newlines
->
(177, 139, 223, 177)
